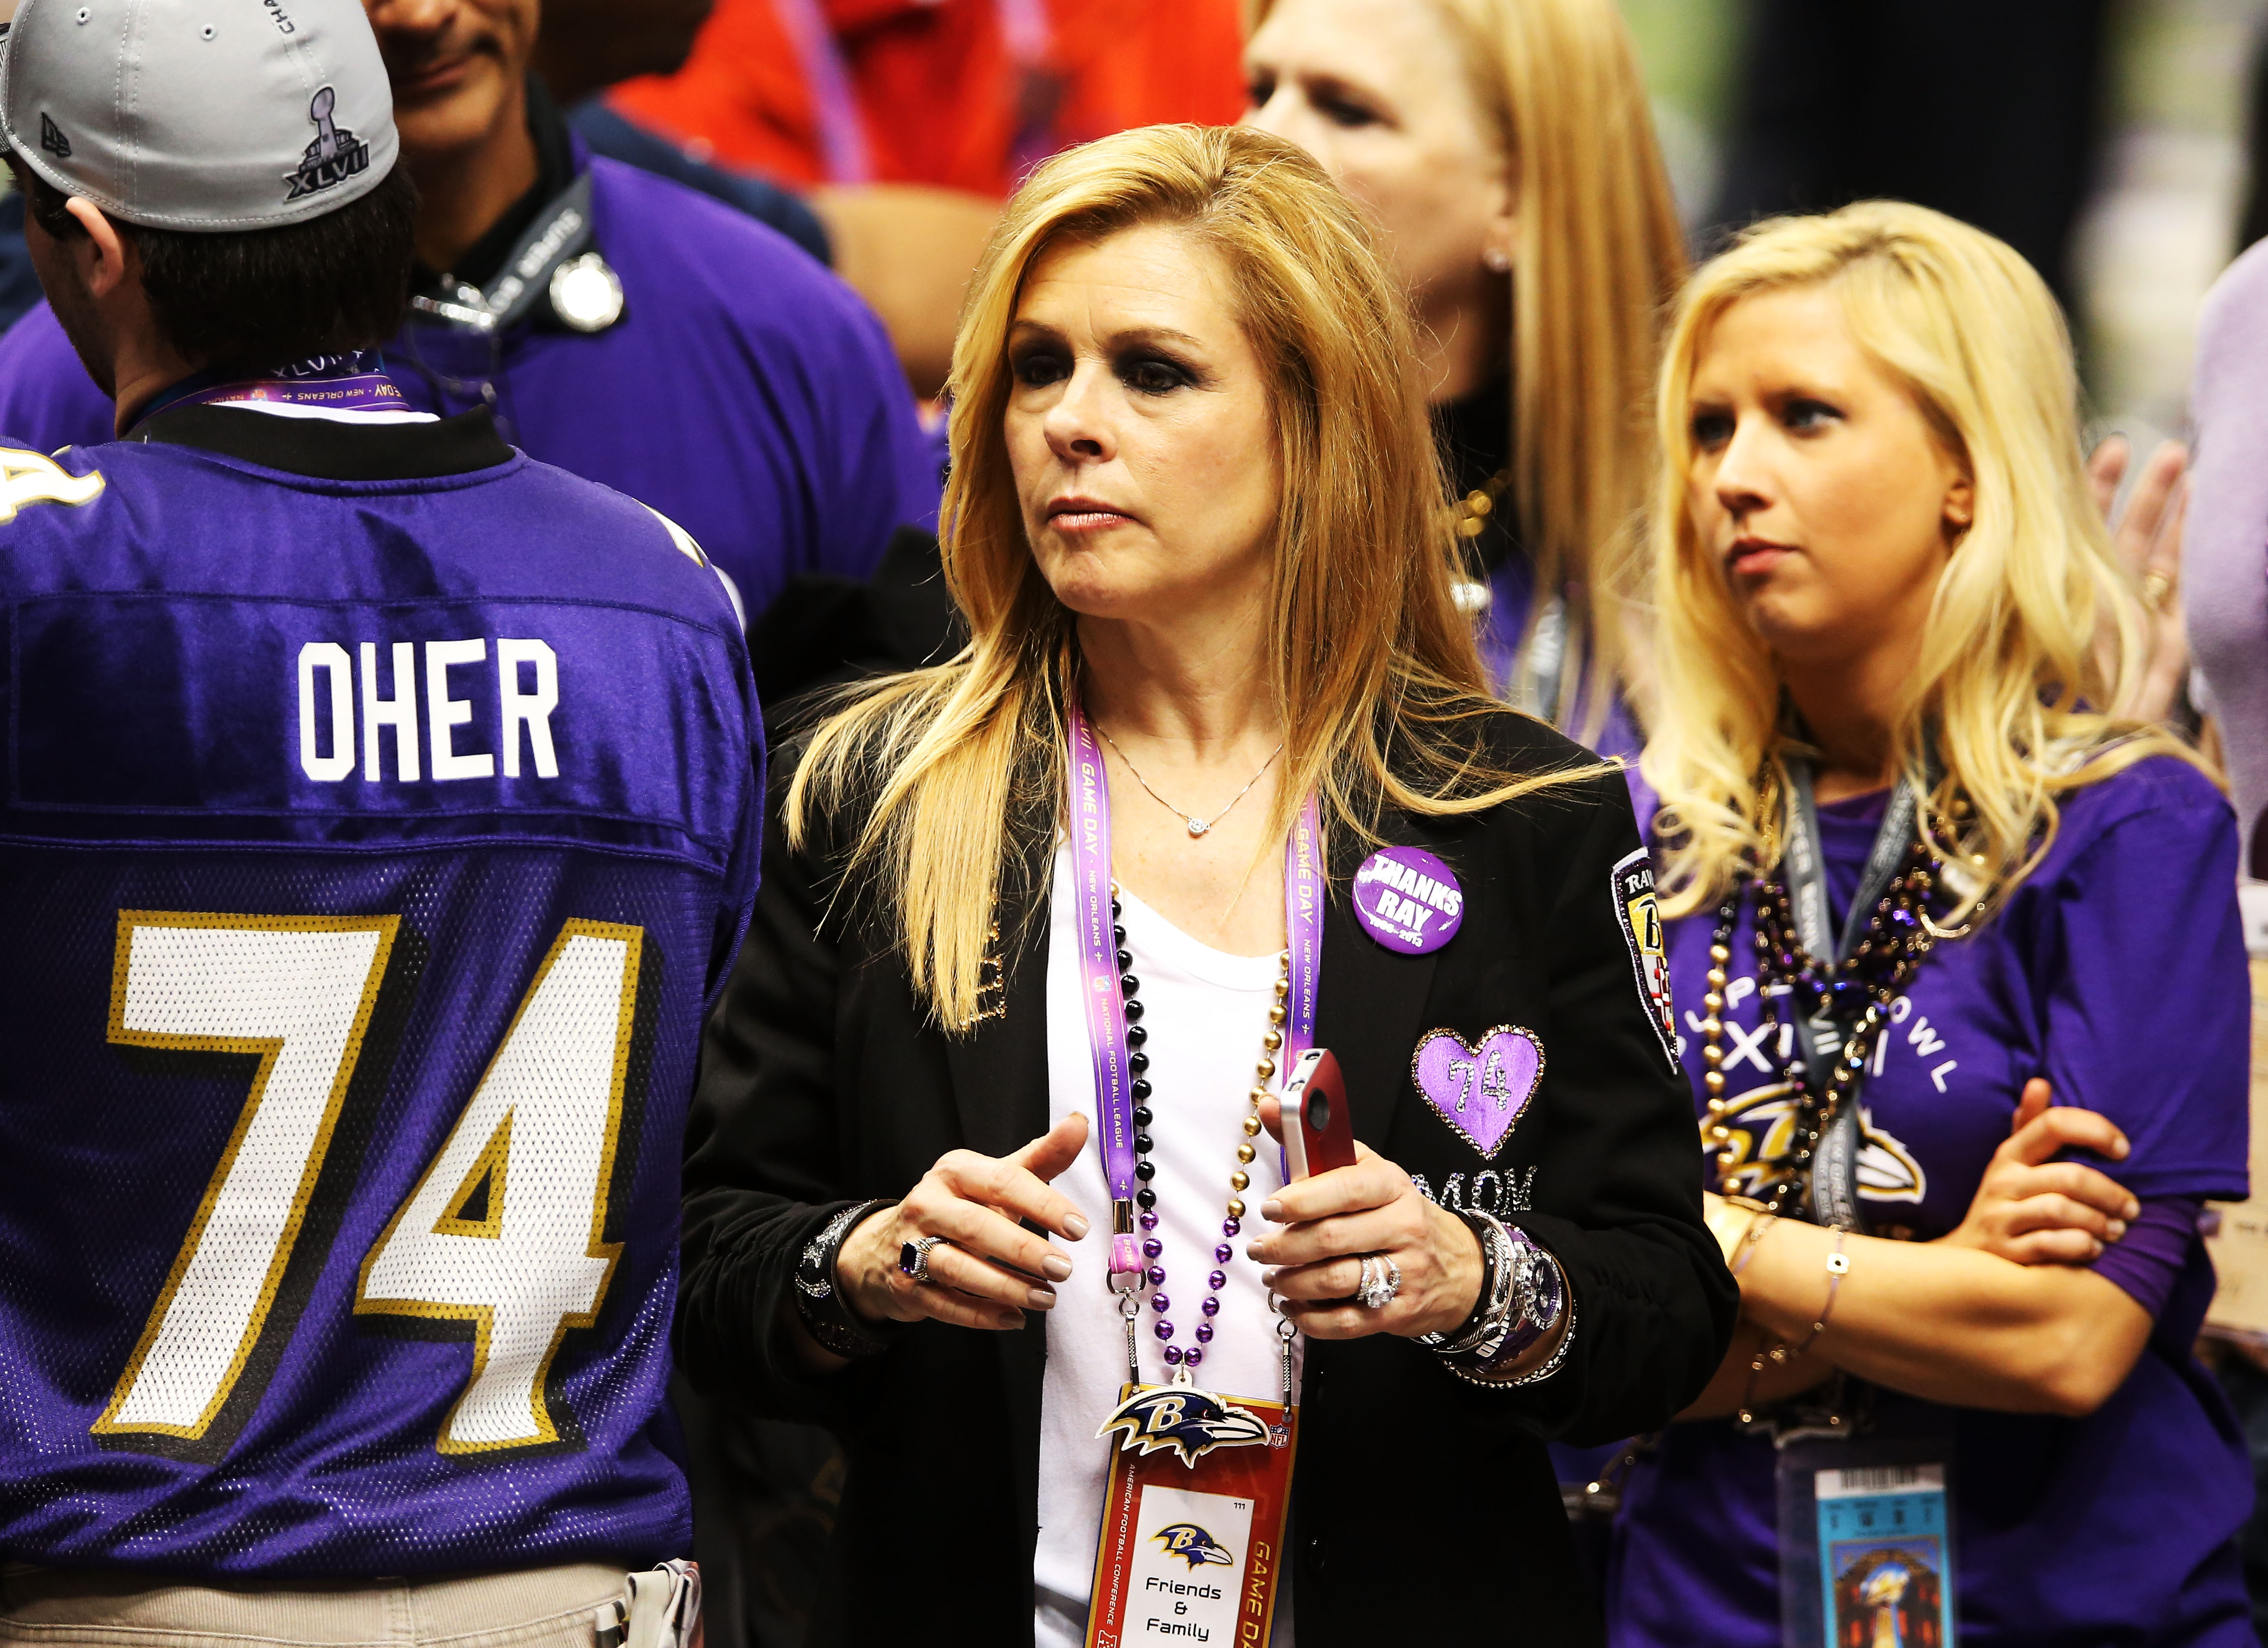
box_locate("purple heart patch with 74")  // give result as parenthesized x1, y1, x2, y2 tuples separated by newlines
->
(1410, 1026, 1544, 1159)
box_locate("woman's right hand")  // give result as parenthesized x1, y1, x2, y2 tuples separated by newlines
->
(1940, 1079, 2139, 1264)
(836, 1112, 1092, 1332)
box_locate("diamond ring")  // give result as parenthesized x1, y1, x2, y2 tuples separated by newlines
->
(899, 1233, 949, 1285)
(1356, 1253, 1402, 1310)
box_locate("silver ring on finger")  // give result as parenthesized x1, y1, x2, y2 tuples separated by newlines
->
(898, 1233, 950, 1285)
(1356, 1253, 1402, 1310)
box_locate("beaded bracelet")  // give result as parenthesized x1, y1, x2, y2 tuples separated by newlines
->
(1735, 1226, 1850, 1423)
(793, 1198, 905, 1360)
(1789, 1228, 1850, 1357)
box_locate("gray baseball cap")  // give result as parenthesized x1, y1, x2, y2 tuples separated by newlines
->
(0, 0, 398, 232)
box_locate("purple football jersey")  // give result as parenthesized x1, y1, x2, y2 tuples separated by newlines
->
(0, 409, 760, 1578)
(1612, 757, 2254, 1648)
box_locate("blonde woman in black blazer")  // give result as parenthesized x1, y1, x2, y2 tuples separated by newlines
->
(677, 126, 1733, 1646)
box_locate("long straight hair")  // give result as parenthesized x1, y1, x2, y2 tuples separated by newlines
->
(789, 124, 1597, 1027)
(1246, 0, 1688, 735)
(1641, 201, 2208, 920)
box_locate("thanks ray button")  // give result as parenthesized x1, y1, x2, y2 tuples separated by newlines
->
(1352, 845, 1463, 955)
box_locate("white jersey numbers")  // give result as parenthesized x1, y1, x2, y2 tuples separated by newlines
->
(97, 914, 399, 1439)
(96, 914, 645, 1457)
(0, 445, 104, 522)
(355, 921, 641, 1454)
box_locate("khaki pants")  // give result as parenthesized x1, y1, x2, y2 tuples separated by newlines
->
(0, 1563, 630, 1648)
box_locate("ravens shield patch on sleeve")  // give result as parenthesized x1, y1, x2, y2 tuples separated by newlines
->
(1612, 848, 1678, 1069)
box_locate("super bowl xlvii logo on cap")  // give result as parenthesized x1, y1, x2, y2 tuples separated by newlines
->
(284, 87, 369, 202)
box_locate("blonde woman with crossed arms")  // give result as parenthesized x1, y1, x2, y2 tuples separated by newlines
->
(1617, 202, 2252, 1647)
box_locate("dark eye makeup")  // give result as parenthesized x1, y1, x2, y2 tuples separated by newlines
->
(1118, 351, 1196, 396)
(1009, 343, 1069, 388)
(1687, 393, 1845, 450)
(1781, 396, 1843, 432)
(1315, 88, 1380, 129)
(1006, 337, 1203, 398)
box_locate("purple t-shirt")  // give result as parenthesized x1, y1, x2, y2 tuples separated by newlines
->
(1611, 756, 2255, 1648)
(0, 148, 941, 626)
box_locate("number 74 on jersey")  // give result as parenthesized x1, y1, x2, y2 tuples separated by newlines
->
(95, 911, 644, 1456)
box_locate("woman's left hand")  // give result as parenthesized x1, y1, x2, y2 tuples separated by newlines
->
(1243, 1098, 1482, 1339)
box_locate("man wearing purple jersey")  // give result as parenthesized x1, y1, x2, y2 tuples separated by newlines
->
(0, 3, 758, 1642)
(0, 0, 940, 628)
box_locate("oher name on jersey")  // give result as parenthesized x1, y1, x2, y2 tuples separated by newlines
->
(0, 433, 760, 1578)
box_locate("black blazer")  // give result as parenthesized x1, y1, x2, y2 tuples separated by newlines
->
(679, 711, 1736, 1645)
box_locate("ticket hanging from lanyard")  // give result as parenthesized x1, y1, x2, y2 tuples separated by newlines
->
(1776, 1435, 1958, 1648)
(1063, 692, 1320, 1648)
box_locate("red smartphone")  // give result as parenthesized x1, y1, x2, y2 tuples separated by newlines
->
(1279, 1047, 1358, 1179)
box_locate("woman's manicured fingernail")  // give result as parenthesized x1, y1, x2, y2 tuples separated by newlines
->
(1246, 1241, 1269, 1263)
(1260, 1200, 1284, 1221)
(2106, 1220, 2127, 1240)
(1063, 1214, 1090, 1240)
(2114, 1139, 2130, 1159)
(1000, 1310, 1027, 1329)
(2089, 1240, 2104, 1258)
(1043, 1255, 1073, 1281)
(1027, 1286, 1057, 1310)
(2125, 1200, 2140, 1220)
(1261, 1268, 1280, 1290)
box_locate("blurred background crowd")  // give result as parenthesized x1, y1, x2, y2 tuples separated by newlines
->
(392, 0, 2268, 447)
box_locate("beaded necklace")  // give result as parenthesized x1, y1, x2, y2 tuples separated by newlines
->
(1110, 880, 1293, 1373)
(1704, 828, 1943, 1213)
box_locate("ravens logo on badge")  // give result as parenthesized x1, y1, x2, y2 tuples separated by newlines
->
(1153, 1523, 1237, 1569)
(1096, 1382, 1270, 1466)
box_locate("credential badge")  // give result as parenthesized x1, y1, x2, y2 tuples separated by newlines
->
(1612, 847, 1677, 1068)
(284, 87, 371, 202)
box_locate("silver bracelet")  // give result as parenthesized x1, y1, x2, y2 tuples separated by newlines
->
(1419, 1210, 1519, 1356)
(1432, 1216, 1573, 1384)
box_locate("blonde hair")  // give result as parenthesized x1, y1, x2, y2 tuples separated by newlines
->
(789, 124, 1597, 1026)
(1641, 200, 2206, 920)
(1248, 0, 1687, 735)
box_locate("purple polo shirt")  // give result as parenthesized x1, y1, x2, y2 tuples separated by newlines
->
(1612, 755, 2255, 1648)
(0, 149, 941, 625)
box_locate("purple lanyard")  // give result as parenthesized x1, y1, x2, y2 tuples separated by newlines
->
(1064, 694, 1323, 1288)
(171, 353, 415, 415)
